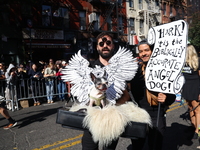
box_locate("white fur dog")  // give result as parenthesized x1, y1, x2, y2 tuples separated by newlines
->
(69, 102, 152, 149)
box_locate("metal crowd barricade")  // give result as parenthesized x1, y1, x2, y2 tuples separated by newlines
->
(0, 77, 70, 111)
(0, 79, 6, 98)
(0, 79, 18, 111)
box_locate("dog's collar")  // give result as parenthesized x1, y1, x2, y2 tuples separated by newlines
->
(89, 95, 105, 101)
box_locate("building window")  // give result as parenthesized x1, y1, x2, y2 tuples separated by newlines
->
(139, 20, 144, 34)
(129, 0, 134, 8)
(42, 5, 52, 26)
(93, 13, 100, 31)
(107, 15, 112, 31)
(118, 0, 122, 5)
(139, 0, 143, 10)
(129, 18, 135, 31)
(155, 0, 159, 7)
(52, 7, 69, 28)
(61, 8, 69, 29)
(79, 11, 86, 30)
(59, 8, 68, 18)
(42, 5, 69, 28)
(118, 16, 123, 32)
(163, 3, 166, 16)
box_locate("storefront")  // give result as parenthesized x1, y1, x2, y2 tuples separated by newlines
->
(25, 42, 73, 62)
(22, 28, 75, 63)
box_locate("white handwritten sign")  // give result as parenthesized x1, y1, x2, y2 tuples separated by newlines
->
(146, 20, 187, 94)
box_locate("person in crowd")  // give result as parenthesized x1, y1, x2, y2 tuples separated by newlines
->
(81, 32, 130, 150)
(182, 44, 200, 139)
(61, 60, 70, 99)
(0, 62, 6, 79)
(0, 62, 6, 96)
(5, 63, 18, 110)
(55, 62, 66, 101)
(38, 60, 46, 72)
(0, 105, 17, 130)
(41, 64, 48, 75)
(28, 63, 43, 106)
(25, 60, 32, 74)
(16, 65, 28, 99)
(131, 40, 176, 150)
(43, 63, 56, 104)
(61, 60, 67, 68)
(49, 58, 54, 66)
(55, 60, 62, 65)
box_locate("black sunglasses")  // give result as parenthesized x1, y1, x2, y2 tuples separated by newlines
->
(98, 37, 112, 47)
(98, 41, 112, 47)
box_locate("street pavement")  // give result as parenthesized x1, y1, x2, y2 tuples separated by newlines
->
(163, 102, 199, 150)
(0, 100, 199, 150)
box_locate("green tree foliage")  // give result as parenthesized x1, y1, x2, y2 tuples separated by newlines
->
(188, 14, 200, 49)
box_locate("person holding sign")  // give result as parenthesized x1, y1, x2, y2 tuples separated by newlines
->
(182, 44, 200, 139)
(131, 40, 176, 150)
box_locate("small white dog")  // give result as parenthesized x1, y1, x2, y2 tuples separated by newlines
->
(89, 71, 108, 107)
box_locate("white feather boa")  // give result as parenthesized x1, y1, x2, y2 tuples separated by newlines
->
(69, 102, 152, 149)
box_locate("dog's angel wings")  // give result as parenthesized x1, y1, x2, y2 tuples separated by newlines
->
(105, 46, 138, 103)
(61, 47, 138, 104)
(61, 50, 93, 104)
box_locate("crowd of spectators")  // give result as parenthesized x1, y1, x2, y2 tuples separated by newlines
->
(0, 59, 70, 109)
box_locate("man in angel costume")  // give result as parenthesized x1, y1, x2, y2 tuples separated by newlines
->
(83, 32, 134, 149)
(131, 40, 176, 150)
(61, 33, 152, 150)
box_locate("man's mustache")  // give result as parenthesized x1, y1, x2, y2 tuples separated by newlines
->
(141, 54, 148, 58)
(102, 47, 109, 51)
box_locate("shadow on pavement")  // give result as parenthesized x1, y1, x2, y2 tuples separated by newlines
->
(126, 122, 194, 150)
(0, 104, 63, 128)
(17, 107, 62, 128)
(163, 122, 194, 150)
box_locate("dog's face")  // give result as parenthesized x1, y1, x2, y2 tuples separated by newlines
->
(94, 77, 108, 92)
(91, 72, 108, 92)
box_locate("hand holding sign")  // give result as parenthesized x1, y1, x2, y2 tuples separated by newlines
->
(146, 20, 187, 94)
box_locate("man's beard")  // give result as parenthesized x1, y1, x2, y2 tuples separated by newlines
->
(98, 48, 114, 59)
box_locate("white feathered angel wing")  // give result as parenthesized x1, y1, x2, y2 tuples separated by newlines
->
(105, 46, 138, 103)
(61, 50, 93, 104)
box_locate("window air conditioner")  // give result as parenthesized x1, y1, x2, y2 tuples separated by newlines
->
(80, 26, 86, 30)
(89, 13, 97, 23)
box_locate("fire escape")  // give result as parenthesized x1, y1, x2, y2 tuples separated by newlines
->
(88, 0, 122, 39)
(137, 0, 160, 38)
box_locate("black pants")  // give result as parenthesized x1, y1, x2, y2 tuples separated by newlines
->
(82, 130, 119, 150)
(131, 115, 166, 150)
